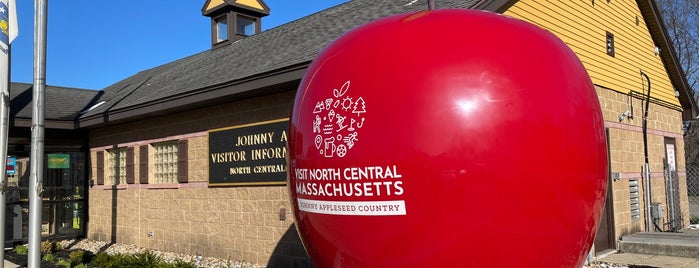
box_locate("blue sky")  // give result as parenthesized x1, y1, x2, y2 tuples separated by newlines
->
(9, 0, 348, 90)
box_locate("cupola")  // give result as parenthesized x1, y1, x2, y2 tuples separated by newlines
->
(202, 0, 270, 48)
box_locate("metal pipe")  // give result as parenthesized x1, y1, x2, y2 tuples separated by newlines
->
(668, 163, 676, 230)
(427, 0, 435, 10)
(640, 70, 652, 232)
(28, 0, 47, 266)
(0, 48, 9, 268)
(0, 2, 13, 266)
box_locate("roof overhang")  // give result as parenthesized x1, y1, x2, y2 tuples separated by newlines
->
(77, 63, 309, 128)
(13, 118, 78, 130)
(637, 0, 698, 120)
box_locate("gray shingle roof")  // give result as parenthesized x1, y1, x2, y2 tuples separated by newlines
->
(10, 82, 100, 122)
(78, 0, 480, 122)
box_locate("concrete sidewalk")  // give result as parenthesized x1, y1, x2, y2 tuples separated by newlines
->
(597, 252, 699, 268)
(3, 259, 19, 268)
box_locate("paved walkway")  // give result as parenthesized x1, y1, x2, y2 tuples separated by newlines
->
(3, 260, 18, 268)
(598, 252, 699, 268)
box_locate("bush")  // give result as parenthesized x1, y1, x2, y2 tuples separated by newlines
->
(42, 252, 55, 263)
(69, 249, 93, 265)
(92, 252, 121, 268)
(691, 215, 699, 224)
(14, 244, 28, 255)
(128, 250, 163, 267)
(92, 250, 194, 268)
(56, 258, 72, 267)
(40, 240, 56, 255)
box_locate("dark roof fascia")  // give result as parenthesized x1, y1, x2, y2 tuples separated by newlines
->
(471, 0, 516, 12)
(13, 118, 77, 130)
(77, 62, 309, 128)
(637, 0, 698, 120)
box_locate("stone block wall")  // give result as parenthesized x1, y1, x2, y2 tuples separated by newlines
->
(596, 86, 689, 238)
(88, 90, 310, 266)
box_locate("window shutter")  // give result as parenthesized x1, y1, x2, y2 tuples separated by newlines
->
(96, 151, 104, 185)
(139, 145, 148, 184)
(177, 140, 188, 183)
(126, 147, 135, 184)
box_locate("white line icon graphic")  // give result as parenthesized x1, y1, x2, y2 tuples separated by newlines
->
(311, 80, 366, 158)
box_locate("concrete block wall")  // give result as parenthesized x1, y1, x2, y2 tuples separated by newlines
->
(88, 90, 310, 266)
(596, 86, 689, 239)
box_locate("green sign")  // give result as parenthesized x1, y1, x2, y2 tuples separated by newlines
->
(48, 154, 70, 169)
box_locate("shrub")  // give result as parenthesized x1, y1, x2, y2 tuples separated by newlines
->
(92, 252, 120, 268)
(128, 250, 163, 267)
(56, 258, 71, 268)
(73, 263, 88, 268)
(691, 215, 699, 224)
(69, 249, 93, 264)
(92, 250, 196, 268)
(40, 240, 56, 255)
(14, 244, 28, 255)
(42, 252, 55, 263)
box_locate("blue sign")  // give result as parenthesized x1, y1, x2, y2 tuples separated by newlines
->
(6, 156, 15, 175)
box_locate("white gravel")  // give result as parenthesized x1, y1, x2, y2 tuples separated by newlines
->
(57, 239, 264, 268)
(584, 263, 630, 268)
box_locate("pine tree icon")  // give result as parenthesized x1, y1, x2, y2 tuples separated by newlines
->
(352, 97, 366, 115)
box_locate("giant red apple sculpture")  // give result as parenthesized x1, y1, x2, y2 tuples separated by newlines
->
(288, 8, 607, 268)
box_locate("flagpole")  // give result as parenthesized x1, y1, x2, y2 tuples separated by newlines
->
(28, 0, 46, 266)
(0, 45, 9, 268)
(0, 0, 18, 266)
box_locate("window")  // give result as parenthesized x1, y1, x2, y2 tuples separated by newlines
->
(236, 15, 256, 36)
(153, 142, 178, 184)
(107, 148, 127, 185)
(215, 15, 228, 42)
(605, 31, 615, 57)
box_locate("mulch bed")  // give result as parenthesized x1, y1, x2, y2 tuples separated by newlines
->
(4, 248, 88, 268)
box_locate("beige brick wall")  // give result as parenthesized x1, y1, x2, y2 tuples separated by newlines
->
(596, 86, 689, 239)
(88, 186, 305, 266)
(88, 91, 310, 266)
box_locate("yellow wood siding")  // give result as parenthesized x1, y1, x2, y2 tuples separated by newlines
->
(504, 0, 680, 107)
(205, 0, 225, 13)
(235, 0, 265, 11)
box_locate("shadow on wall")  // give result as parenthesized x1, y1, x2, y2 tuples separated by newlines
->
(267, 224, 312, 268)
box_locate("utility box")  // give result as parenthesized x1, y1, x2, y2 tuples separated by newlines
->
(651, 202, 663, 220)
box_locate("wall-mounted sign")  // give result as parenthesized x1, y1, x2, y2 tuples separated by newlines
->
(6, 157, 15, 175)
(48, 154, 70, 169)
(209, 118, 288, 186)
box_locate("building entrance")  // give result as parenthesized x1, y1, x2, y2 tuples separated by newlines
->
(5, 151, 87, 242)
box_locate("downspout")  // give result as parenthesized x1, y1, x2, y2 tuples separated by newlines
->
(641, 70, 652, 232)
